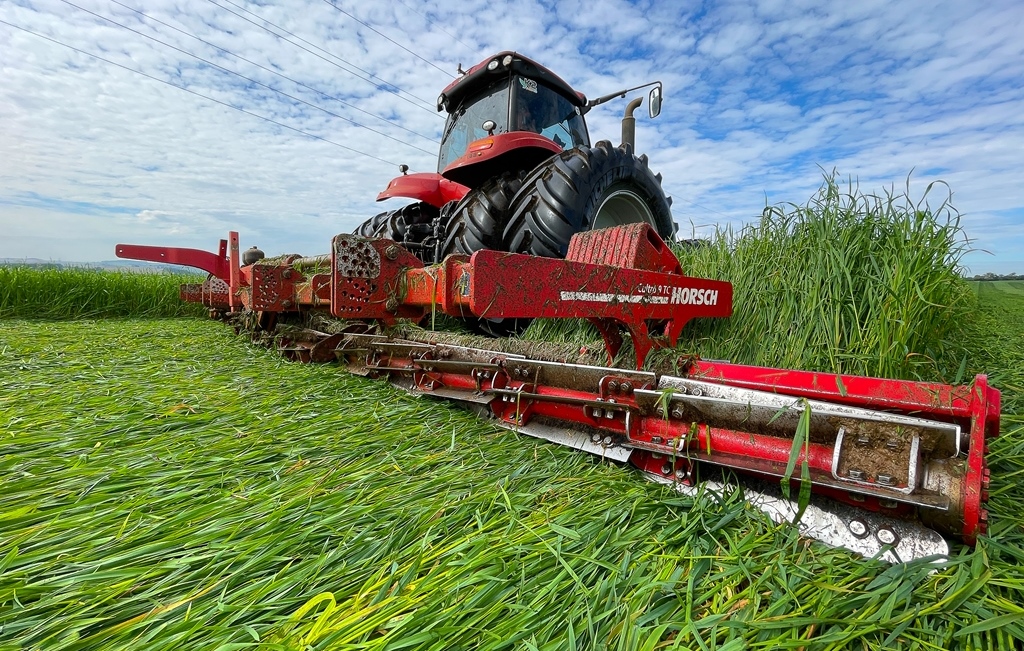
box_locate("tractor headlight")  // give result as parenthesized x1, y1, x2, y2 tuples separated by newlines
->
(487, 59, 500, 71)
(502, 54, 513, 67)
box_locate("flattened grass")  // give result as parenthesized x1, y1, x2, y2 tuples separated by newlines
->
(1, 319, 1022, 650)
(0, 267, 205, 319)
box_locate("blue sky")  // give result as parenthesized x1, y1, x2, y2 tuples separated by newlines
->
(1, 0, 1022, 274)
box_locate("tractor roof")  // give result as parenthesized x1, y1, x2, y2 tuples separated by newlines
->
(437, 51, 587, 113)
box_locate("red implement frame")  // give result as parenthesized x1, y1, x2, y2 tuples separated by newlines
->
(115, 223, 999, 547)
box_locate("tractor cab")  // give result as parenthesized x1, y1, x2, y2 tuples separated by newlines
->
(435, 52, 591, 188)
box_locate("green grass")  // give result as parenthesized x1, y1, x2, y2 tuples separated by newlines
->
(1, 316, 1022, 650)
(1, 177, 1022, 649)
(526, 173, 975, 384)
(0, 267, 205, 319)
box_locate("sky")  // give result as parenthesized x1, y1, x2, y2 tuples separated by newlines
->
(1, 0, 1022, 275)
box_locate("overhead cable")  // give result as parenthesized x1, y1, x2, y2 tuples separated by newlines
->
(59, 0, 436, 155)
(207, 0, 441, 116)
(393, 0, 479, 59)
(107, 0, 439, 144)
(0, 19, 405, 168)
(321, 0, 454, 78)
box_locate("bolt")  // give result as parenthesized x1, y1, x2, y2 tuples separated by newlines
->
(384, 245, 399, 260)
(879, 499, 898, 509)
(690, 388, 703, 397)
(981, 476, 990, 490)
(980, 509, 989, 523)
(593, 408, 604, 418)
(661, 463, 672, 475)
(655, 406, 665, 416)
(608, 380, 619, 391)
(856, 434, 871, 446)
(603, 436, 613, 446)
(651, 436, 663, 444)
(848, 469, 866, 481)
(671, 408, 684, 419)
(605, 410, 614, 419)
(620, 382, 632, 394)
(981, 490, 990, 502)
(674, 468, 687, 480)
(848, 520, 868, 538)
(849, 493, 866, 502)
(876, 528, 897, 545)
(652, 452, 662, 459)
(886, 439, 901, 450)
(591, 433, 602, 443)
(281, 299, 294, 309)
(877, 474, 895, 486)
(282, 269, 293, 279)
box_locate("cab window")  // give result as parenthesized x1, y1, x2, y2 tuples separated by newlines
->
(513, 76, 589, 150)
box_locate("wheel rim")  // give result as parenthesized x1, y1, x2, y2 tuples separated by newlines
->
(593, 188, 656, 229)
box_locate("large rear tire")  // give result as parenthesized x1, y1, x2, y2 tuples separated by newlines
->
(503, 140, 676, 257)
(440, 171, 531, 337)
(439, 171, 528, 258)
(351, 202, 438, 248)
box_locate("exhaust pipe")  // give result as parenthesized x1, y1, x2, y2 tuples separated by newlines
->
(621, 96, 644, 149)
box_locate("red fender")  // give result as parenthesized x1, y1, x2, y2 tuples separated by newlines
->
(377, 172, 469, 208)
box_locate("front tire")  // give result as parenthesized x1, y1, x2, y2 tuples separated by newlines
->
(502, 141, 676, 258)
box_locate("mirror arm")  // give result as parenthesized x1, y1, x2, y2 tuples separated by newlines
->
(586, 80, 662, 109)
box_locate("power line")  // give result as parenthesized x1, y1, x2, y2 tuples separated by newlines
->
(207, 0, 441, 117)
(321, 1, 454, 79)
(107, 0, 439, 145)
(0, 19, 403, 168)
(59, 0, 435, 155)
(392, 0, 478, 59)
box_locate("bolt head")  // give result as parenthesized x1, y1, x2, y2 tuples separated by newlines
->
(661, 464, 672, 475)
(980, 509, 989, 522)
(608, 380, 619, 391)
(848, 519, 868, 538)
(876, 528, 897, 545)
(620, 382, 632, 394)
(670, 409, 684, 419)
(385, 245, 399, 260)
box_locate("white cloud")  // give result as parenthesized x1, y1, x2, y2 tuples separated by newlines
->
(0, 0, 1021, 274)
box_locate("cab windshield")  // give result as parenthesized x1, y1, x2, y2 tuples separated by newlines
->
(437, 76, 590, 172)
(512, 76, 589, 151)
(437, 82, 510, 172)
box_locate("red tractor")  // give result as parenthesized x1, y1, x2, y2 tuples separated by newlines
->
(354, 51, 675, 270)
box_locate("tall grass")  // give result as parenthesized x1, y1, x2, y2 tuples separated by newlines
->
(0, 266, 205, 319)
(525, 172, 975, 382)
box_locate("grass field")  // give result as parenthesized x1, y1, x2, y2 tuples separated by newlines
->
(1, 180, 1022, 649)
(0, 284, 1021, 649)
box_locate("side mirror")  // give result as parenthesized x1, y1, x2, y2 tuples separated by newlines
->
(482, 120, 496, 135)
(648, 86, 662, 119)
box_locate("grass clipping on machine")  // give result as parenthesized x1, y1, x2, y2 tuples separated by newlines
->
(525, 172, 976, 383)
